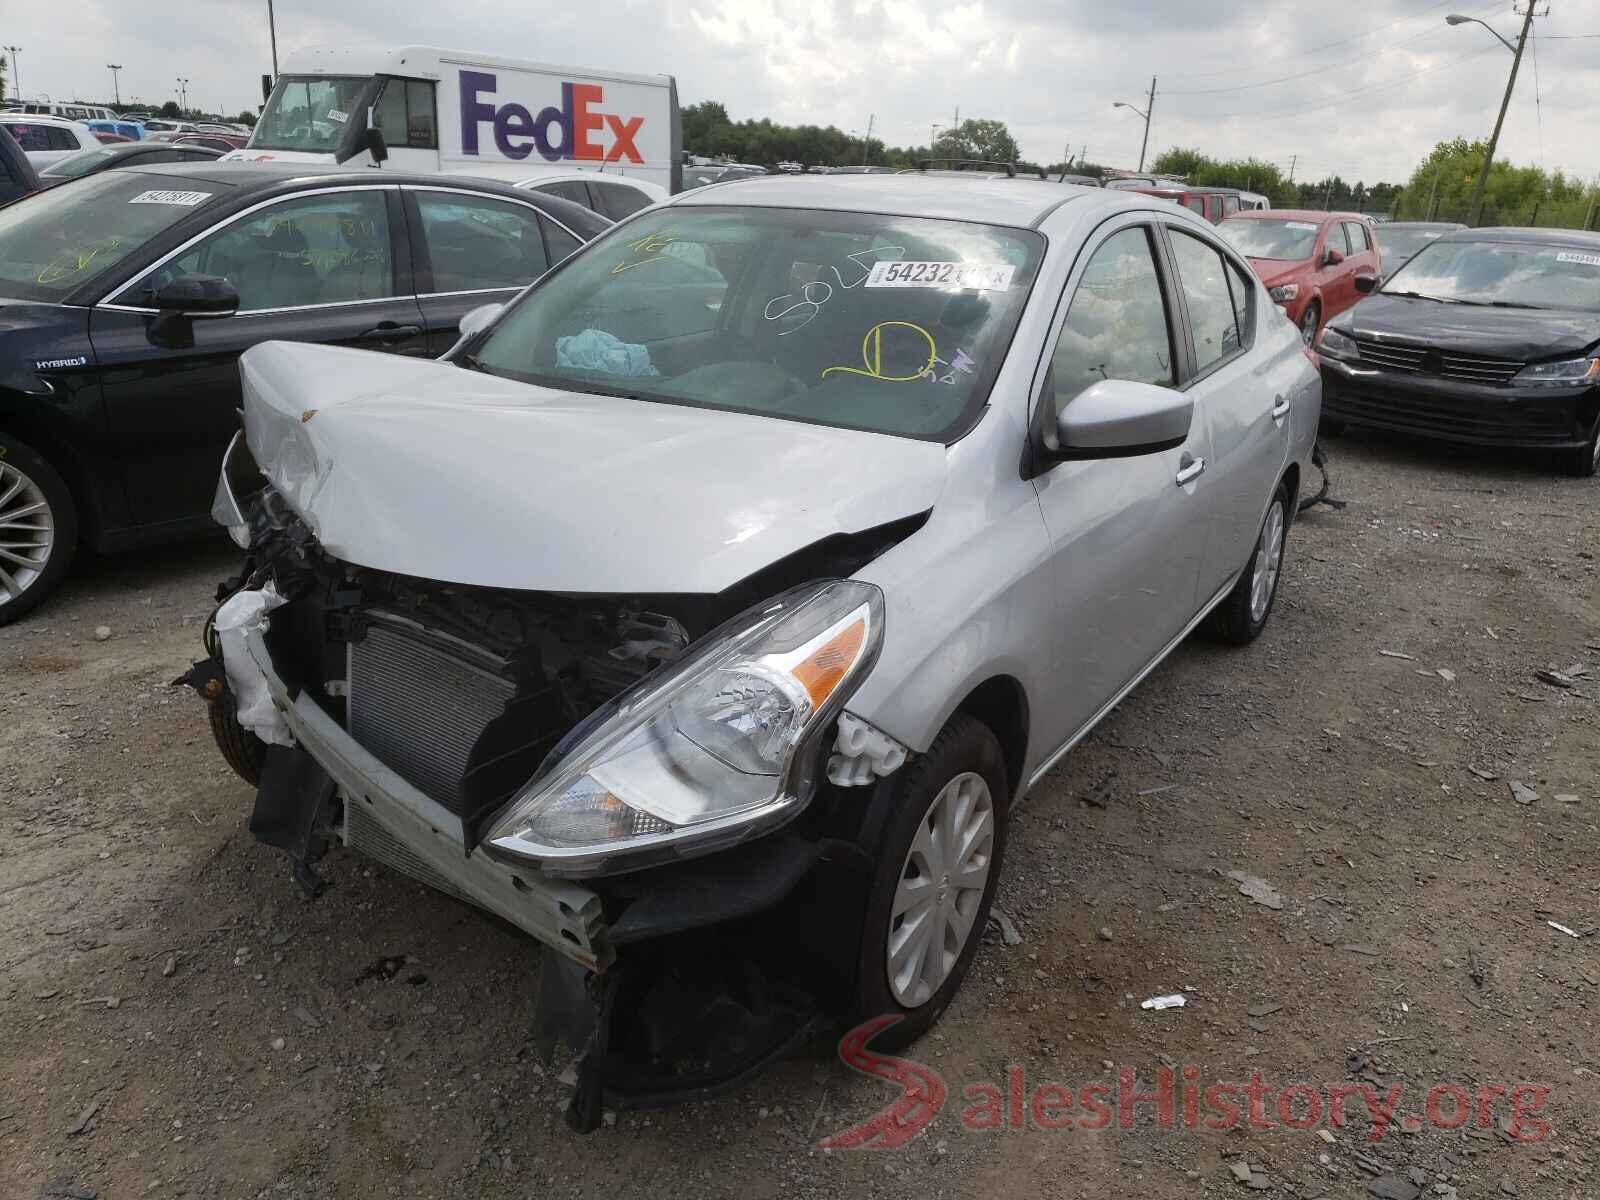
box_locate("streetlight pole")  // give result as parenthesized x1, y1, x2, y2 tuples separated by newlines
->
(3, 47, 20, 102)
(107, 64, 122, 106)
(176, 77, 190, 114)
(267, 0, 280, 77)
(1113, 76, 1157, 173)
(1447, 6, 1537, 226)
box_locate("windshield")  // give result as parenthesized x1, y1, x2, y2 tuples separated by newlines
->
(1218, 218, 1320, 261)
(473, 206, 1045, 441)
(251, 75, 372, 153)
(0, 172, 225, 302)
(40, 147, 122, 179)
(1384, 240, 1600, 311)
(1378, 227, 1454, 264)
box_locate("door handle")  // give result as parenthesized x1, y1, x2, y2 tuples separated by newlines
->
(1270, 394, 1291, 421)
(1175, 455, 1206, 487)
(359, 322, 422, 343)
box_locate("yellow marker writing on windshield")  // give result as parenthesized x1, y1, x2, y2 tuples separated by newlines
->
(611, 230, 680, 276)
(36, 237, 125, 286)
(821, 321, 938, 382)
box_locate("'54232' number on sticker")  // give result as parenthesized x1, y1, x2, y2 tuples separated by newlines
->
(866, 261, 1015, 291)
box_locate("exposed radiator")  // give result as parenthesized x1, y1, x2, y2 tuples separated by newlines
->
(347, 617, 517, 817)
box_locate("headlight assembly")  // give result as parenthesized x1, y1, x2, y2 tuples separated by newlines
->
(1513, 356, 1600, 388)
(485, 579, 884, 877)
(1317, 326, 1359, 361)
(1269, 284, 1300, 304)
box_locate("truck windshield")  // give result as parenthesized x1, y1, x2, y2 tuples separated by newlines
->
(251, 75, 373, 153)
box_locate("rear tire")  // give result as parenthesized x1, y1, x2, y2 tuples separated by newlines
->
(1554, 420, 1600, 478)
(0, 433, 78, 626)
(852, 714, 1010, 1050)
(1203, 483, 1289, 645)
(209, 696, 269, 786)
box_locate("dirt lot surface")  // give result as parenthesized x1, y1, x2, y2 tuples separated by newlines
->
(3, 433, 1598, 1200)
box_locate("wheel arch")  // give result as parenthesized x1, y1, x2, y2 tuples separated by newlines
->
(950, 675, 1030, 803)
(0, 413, 97, 545)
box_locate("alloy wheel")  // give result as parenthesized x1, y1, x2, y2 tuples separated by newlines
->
(886, 771, 995, 1007)
(1250, 500, 1285, 624)
(0, 459, 54, 604)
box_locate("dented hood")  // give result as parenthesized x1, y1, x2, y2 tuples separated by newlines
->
(238, 342, 948, 594)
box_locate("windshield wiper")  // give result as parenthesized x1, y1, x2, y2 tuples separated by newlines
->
(1383, 289, 1460, 303)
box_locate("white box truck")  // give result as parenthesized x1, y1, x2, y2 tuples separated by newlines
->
(226, 45, 681, 192)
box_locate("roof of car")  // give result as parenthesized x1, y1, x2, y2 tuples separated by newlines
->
(1225, 208, 1362, 222)
(670, 173, 1116, 227)
(1382, 221, 1467, 230)
(1439, 225, 1600, 249)
(103, 161, 568, 193)
(0, 112, 88, 128)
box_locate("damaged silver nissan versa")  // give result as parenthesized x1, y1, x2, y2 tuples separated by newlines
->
(184, 175, 1320, 1128)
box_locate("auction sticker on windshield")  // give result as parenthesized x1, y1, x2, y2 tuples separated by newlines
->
(128, 189, 213, 206)
(866, 261, 1015, 290)
(1285, 221, 1319, 231)
(1555, 252, 1600, 267)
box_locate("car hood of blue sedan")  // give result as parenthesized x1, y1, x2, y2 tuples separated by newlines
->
(237, 340, 950, 595)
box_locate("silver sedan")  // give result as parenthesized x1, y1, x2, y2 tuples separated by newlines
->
(197, 174, 1321, 1121)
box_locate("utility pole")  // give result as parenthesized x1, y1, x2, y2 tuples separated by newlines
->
(3, 47, 20, 101)
(1322, 178, 1333, 210)
(1467, 1, 1538, 227)
(106, 64, 122, 106)
(861, 113, 873, 166)
(267, 0, 280, 77)
(1287, 154, 1297, 185)
(1138, 76, 1155, 173)
(1426, 169, 1441, 221)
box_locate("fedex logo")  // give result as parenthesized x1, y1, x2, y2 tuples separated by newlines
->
(460, 70, 644, 164)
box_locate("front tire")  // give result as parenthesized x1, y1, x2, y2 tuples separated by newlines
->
(209, 696, 269, 786)
(1554, 420, 1600, 478)
(853, 714, 1010, 1050)
(1204, 483, 1289, 645)
(0, 433, 78, 626)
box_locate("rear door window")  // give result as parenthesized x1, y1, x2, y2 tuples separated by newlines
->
(590, 181, 652, 220)
(1344, 222, 1372, 254)
(1167, 229, 1243, 373)
(1323, 224, 1351, 257)
(415, 191, 550, 292)
(533, 180, 594, 210)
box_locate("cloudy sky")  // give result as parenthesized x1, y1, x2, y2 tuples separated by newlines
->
(6, 0, 1596, 184)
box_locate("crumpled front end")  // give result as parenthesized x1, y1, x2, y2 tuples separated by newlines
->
(185, 425, 920, 1129)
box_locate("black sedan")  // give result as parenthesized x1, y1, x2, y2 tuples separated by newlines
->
(38, 140, 226, 187)
(0, 163, 608, 622)
(1317, 227, 1600, 477)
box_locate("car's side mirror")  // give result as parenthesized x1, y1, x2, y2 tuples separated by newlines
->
(1323, 247, 1345, 268)
(442, 302, 505, 360)
(335, 107, 387, 165)
(148, 273, 239, 347)
(1353, 273, 1378, 295)
(1049, 379, 1194, 461)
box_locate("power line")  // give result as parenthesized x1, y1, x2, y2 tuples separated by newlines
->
(1157, 0, 1458, 80)
(1177, 42, 1501, 122)
(1162, 0, 1504, 95)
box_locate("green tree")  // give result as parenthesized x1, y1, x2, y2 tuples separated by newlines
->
(932, 118, 1019, 165)
(233, 110, 258, 127)
(158, 100, 181, 118)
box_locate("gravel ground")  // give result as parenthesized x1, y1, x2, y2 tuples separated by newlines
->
(2, 431, 1597, 1200)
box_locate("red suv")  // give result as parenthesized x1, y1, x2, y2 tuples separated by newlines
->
(1128, 186, 1242, 224)
(1218, 210, 1381, 345)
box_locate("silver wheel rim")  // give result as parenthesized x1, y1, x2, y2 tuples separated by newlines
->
(886, 771, 995, 1008)
(1249, 500, 1285, 624)
(1300, 310, 1318, 346)
(0, 459, 53, 604)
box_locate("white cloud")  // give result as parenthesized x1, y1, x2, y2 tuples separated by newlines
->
(6, 0, 1596, 182)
